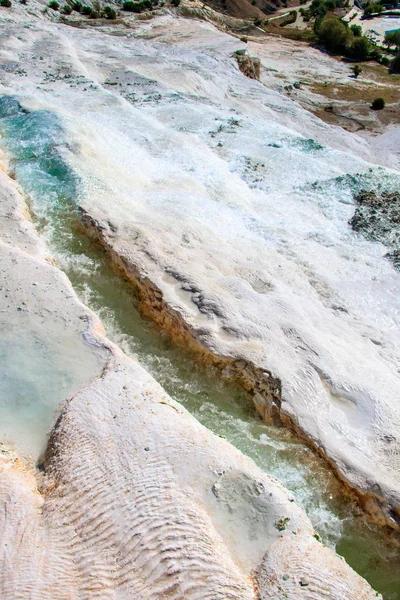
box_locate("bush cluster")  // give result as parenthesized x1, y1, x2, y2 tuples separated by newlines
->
(0, 0, 12, 6)
(315, 17, 375, 60)
(58, 1, 116, 17)
(122, 0, 152, 11)
(363, 2, 384, 17)
(104, 4, 116, 17)
(301, 0, 346, 21)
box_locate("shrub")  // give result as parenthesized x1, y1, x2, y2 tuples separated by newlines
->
(48, 0, 59, 8)
(380, 54, 390, 66)
(81, 4, 92, 14)
(71, 0, 82, 10)
(104, 4, 116, 17)
(171, 0, 180, 5)
(349, 36, 371, 60)
(317, 17, 351, 53)
(350, 23, 362, 37)
(352, 64, 362, 77)
(391, 51, 400, 73)
(363, 2, 384, 16)
(61, 3, 72, 12)
(123, 0, 140, 10)
(0, 0, 12, 6)
(371, 97, 385, 110)
(240, 36, 248, 43)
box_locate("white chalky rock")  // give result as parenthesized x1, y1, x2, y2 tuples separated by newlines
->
(0, 355, 380, 599)
(0, 168, 379, 599)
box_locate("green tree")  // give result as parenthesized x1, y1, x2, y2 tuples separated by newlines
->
(350, 23, 362, 37)
(317, 18, 351, 53)
(349, 36, 371, 60)
(385, 30, 400, 51)
(104, 4, 116, 17)
(352, 64, 362, 77)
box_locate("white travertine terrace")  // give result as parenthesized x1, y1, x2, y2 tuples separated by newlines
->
(0, 146, 380, 599)
(0, 4, 398, 594)
(1, 6, 396, 518)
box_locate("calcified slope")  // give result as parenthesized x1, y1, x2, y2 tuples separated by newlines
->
(1, 4, 400, 524)
(0, 172, 379, 599)
(0, 361, 380, 600)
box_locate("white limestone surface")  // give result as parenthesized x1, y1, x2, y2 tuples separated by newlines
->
(0, 144, 380, 600)
(0, 6, 399, 518)
(0, 353, 381, 599)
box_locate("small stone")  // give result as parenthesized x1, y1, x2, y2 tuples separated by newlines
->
(283, 573, 289, 581)
(144, 447, 150, 452)
(299, 576, 309, 587)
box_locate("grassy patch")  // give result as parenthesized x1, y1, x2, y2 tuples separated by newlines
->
(309, 80, 400, 104)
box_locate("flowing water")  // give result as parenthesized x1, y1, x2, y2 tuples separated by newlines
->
(1, 96, 400, 598)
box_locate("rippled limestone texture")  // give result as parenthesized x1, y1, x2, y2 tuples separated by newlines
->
(0, 355, 381, 600)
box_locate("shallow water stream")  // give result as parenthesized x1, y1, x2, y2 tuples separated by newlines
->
(0, 96, 399, 598)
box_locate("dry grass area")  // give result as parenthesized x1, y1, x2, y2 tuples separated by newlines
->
(304, 62, 400, 132)
(310, 78, 400, 105)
